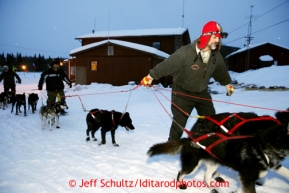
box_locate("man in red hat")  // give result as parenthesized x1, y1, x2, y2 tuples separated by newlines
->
(141, 21, 234, 141)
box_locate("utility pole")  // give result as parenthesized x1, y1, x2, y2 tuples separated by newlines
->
(245, 5, 254, 71)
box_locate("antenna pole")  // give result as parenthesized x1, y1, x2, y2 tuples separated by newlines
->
(245, 5, 254, 70)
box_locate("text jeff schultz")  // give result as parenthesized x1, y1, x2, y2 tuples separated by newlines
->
(76, 178, 229, 189)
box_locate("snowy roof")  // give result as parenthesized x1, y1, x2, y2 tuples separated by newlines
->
(76, 28, 188, 39)
(225, 42, 289, 58)
(70, 39, 170, 59)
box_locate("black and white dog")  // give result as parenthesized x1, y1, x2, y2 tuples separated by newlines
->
(147, 111, 289, 193)
(39, 101, 68, 131)
(28, 93, 39, 113)
(0, 92, 9, 110)
(86, 108, 135, 146)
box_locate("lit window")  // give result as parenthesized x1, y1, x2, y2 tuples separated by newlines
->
(108, 46, 114, 55)
(91, 61, 97, 71)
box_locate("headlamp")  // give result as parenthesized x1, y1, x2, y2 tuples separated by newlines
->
(202, 31, 229, 39)
(221, 32, 228, 39)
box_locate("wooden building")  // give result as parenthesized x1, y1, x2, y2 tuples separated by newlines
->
(69, 39, 169, 86)
(68, 28, 191, 86)
(226, 42, 289, 72)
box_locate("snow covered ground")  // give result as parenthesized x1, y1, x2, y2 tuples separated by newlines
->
(0, 65, 289, 193)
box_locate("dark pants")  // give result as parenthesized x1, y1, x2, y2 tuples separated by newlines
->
(46, 90, 66, 106)
(168, 84, 215, 141)
(4, 86, 16, 93)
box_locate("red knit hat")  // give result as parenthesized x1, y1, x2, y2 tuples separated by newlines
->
(198, 21, 227, 49)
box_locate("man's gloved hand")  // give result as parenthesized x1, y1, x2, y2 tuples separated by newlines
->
(140, 74, 153, 87)
(69, 83, 72, 88)
(38, 86, 42, 90)
(225, 84, 234, 96)
(16, 80, 21, 84)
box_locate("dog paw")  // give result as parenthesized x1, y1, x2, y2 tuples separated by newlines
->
(86, 137, 90, 141)
(113, 143, 119, 147)
(214, 176, 225, 183)
(211, 189, 219, 193)
(178, 183, 187, 189)
(56, 126, 60, 129)
(24, 114, 27, 116)
(92, 138, 97, 141)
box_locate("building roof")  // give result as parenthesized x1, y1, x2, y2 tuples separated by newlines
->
(75, 28, 188, 39)
(226, 42, 289, 58)
(70, 39, 170, 59)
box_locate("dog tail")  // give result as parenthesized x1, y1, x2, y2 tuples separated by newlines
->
(147, 138, 191, 157)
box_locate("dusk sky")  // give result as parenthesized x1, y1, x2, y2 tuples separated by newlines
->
(0, 0, 288, 58)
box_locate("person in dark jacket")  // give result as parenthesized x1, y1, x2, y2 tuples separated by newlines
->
(140, 21, 234, 141)
(38, 58, 72, 114)
(0, 65, 21, 93)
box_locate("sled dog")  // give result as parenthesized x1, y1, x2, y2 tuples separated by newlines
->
(0, 92, 9, 110)
(39, 101, 68, 131)
(147, 111, 289, 193)
(12, 93, 27, 116)
(86, 108, 135, 146)
(28, 93, 39, 113)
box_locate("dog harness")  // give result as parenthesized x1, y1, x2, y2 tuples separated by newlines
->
(186, 113, 281, 162)
(185, 130, 253, 162)
(89, 110, 117, 129)
(204, 113, 281, 134)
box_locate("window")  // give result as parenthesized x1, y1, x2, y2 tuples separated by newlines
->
(108, 46, 114, 56)
(152, 42, 160, 50)
(70, 66, 75, 75)
(91, 61, 98, 71)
